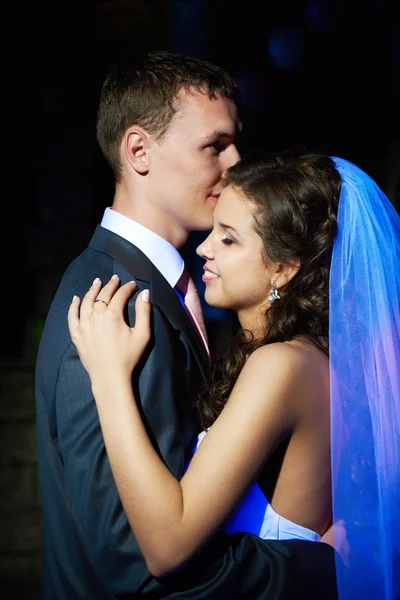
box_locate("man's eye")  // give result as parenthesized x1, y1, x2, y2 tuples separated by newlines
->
(221, 236, 234, 245)
(209, 141, 222, 152)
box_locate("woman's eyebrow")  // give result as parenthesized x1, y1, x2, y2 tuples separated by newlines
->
(217, 221, 243, 239)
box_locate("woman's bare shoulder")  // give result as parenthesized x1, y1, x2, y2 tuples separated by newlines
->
(222, 340, 329, 445)
(245, 338, 327, 378)
(240, 340, 329, 413)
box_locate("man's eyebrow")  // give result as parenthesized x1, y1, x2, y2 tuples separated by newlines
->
(200, 130, 236, 144)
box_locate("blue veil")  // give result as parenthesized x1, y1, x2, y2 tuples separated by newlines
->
(329, 157, 400, 599)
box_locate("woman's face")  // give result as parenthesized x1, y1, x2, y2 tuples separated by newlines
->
(196, 185, 274, 331)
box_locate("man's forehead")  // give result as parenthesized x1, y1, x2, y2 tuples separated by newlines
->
(173, 89, 239, 136)
(176, 86, 237, 116)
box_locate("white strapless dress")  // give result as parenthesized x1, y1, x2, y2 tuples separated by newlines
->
(190, 430, 320, 543)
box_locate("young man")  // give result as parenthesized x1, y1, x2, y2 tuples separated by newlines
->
(35, 51, 337, 599)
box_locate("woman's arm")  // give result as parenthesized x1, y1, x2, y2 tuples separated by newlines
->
(68, 277, 306, 577)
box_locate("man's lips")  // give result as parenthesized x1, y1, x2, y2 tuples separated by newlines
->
(209, 194, 220, 204)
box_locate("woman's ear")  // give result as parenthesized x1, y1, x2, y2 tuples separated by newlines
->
(272, 257, 301, 289)
(123, 128, 150, 175)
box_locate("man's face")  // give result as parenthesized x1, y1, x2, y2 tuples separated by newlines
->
(148, 87, 241, 246)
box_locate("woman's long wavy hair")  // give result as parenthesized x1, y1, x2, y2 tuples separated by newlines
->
(196, 151, 342, 429)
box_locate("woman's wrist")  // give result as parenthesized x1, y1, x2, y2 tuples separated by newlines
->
(91, 371, 133, 406)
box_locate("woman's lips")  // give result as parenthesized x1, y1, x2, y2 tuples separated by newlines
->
(202, 269, 220, 282)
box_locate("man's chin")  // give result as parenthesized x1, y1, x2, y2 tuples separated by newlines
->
(189, 217, 214, 233)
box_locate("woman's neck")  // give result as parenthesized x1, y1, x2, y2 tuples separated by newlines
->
(237, 307, 268, 341)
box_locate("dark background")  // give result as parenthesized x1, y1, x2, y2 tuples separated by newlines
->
(1, 1, 398, 596)
(10, 0, 398, 363)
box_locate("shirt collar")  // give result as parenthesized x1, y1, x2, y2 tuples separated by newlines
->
(100, 207, 184, 288)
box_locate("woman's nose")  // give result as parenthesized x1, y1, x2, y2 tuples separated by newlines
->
(196, 233, 214, 259)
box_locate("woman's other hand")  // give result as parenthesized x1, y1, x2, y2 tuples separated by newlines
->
(320, 519, 350, 567)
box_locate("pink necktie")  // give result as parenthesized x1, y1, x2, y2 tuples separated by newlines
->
(175, 268, 210, 357)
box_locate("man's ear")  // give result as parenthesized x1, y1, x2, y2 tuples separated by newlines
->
(123, 128, 150, 174)
(272, 257, 301, 289)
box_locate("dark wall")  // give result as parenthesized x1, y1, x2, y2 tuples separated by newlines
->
(10, 0, 400, 358)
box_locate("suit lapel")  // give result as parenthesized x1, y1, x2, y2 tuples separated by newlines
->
(89, 225, 151, 281)
(149, 262, 210, 378)
(89, 226, 210, 379)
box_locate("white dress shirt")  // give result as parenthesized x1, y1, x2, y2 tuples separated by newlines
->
(100, 207, 184, 287)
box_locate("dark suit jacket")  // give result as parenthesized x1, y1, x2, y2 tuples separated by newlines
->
(35, 225, 338, 599)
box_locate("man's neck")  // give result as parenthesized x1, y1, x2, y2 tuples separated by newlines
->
(100, 207, 185, 288)
(112, 192, 188, 249)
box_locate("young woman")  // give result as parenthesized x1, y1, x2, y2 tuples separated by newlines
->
(68, 152, 400, 600)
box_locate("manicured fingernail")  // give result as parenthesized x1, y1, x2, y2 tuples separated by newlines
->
(72, 295, 78, 302)
(93, 277, 100, 285)
(111, 274, 119, 280)
(141, 290, 150, 302)
(128, 280, 136, 285)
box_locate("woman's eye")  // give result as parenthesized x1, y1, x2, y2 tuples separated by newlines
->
(221, 236, 234, 246)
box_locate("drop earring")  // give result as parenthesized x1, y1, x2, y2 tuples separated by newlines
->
(268, 283, 280, 304)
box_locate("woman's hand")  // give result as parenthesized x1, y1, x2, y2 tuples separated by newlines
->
(320, 519, 350, 567)
(68, 276, 151, 384)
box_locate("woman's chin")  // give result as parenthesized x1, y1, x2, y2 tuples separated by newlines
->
(204, 290, 229, 311)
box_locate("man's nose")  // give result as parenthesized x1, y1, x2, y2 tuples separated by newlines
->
(228, 143, 240, 167)
(221, 144, 240, 177)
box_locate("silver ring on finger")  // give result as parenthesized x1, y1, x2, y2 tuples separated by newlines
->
(94, 299, 108, 307)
